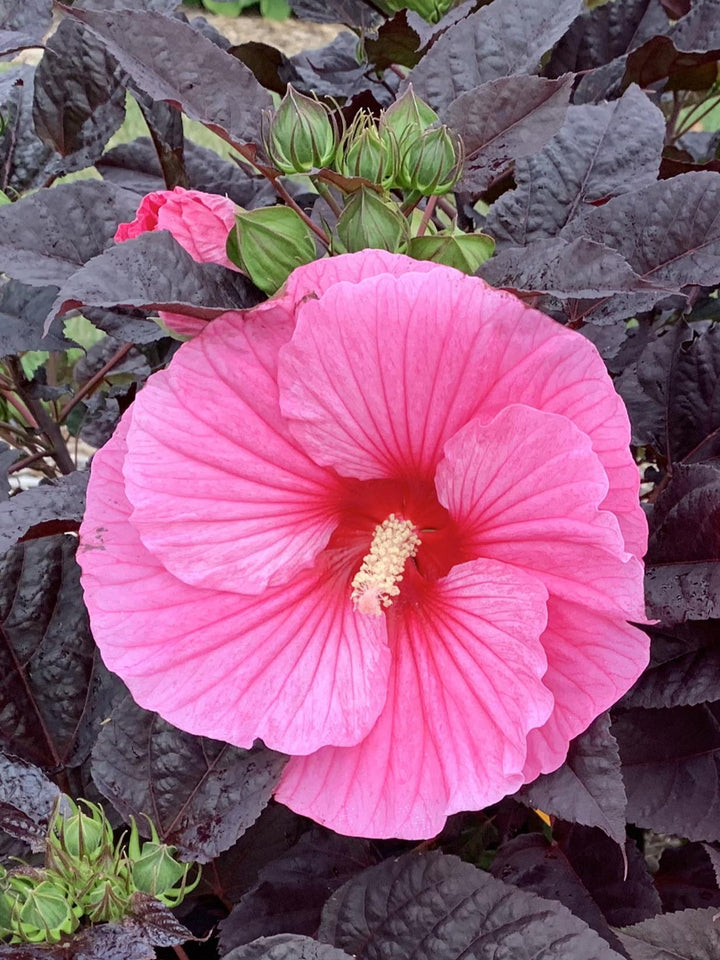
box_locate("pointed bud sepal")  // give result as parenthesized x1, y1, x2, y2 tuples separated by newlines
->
(408, 230, 495, 274)
(127, 817, 200, 908)
(337, 114, 399, 188)
(77, 870, 133, 923)
(3, 874, 81, 944)
(380, 86, 437, 153)
(398, 125, 464, 195)
(227, 205, 318, 295)
(263, 86, 338, 174)
(334, 186, 410, 254)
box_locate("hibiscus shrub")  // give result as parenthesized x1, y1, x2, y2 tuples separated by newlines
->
(1, 0, 720, 957)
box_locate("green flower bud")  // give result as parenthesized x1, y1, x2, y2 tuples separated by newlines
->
(380, 0, 453, 23)
(263, 86, 338, 174)
(48, 797, 114, 866)
(4, 875, 80, 944)
(228, 205, 318, 295)
(78, 871, 132, 923)
(380, 86, 438, 152)
(127, 817, 199, 909)
(337, 114, 399, 188)
(398, 125, 464, 195)
(408, 231, 495, 274)
(335, 187, 410, 254)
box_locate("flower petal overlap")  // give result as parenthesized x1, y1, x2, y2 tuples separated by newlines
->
(79, 248, 649, 839)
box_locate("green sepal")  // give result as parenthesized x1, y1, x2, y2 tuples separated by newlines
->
(228, 205, 318, 295)
(407, 231, 495, 274)
(263, 86, 337, 174)
(398, 125, 464, 195)
(334, 187, 410, 254)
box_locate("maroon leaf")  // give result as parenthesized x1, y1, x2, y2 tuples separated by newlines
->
(617, 907, 720, 960)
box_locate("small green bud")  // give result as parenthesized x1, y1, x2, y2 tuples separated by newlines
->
(337, 114, 399, 188)
(380, 86, 438, 152)
(263, 86, 338, 174)
(407, 231, 495, 274)
(48, 797, 114, 866)
(78, 871, 132, 923)
(379, 0, 453, 23)
(4, 875, 80, 944)
(228, 205, 318, 295)
(127, 817, 199, 908)
(398, 125, 464, 195)
(335, 187, 410, 254)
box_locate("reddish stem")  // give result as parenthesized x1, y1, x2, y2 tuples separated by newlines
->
(58, 342, 134, 424)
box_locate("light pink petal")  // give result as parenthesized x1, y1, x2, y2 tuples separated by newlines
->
(157, 310, 210, 339)
(522, 597, 650, 782)
(123, 310, 343, 595)
(282, 249, 437, 302)
(79, 414, 390, 755)
(276, 558, 553, 839)
(278, 265, 645, 556)
(435, 405, 646, 621)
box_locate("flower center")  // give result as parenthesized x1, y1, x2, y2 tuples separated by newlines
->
(350, 514, 421, 616)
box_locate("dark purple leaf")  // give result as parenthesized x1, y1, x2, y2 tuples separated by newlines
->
(519, 714, 627, 845)
(91, 694, 287, 863)
(59, 5, 273, 149)
(490, 834, 626, 953)
(69, 921, 160, 960)
(364, 11, 422, 71)
(32, 19, 126, 173)
(288, 33, 383, 103)
(0, 535, 124, 772)
(226, 936, 354, 960)
(0, 0, 52, 59)
(654, 843, 720, 911)
(82, 305, 164, 345)
(407, 0, 583, 113)
(319, 851, 625, 960)
(561, 172, 720, 323)
(617, 907, 720, 960)
(705, 843, 720, 885)
(614, 703, 720, 842)
(127, 893, 194, 947)
(0, 445, 19, 500)
(0, 180, 138, 287)
(645, 463, 720, 624)
(220, 829, 376, 952)
(0, 472, 87, 553)
(448, 74, 573, 195)
(52, 231, 263, 327)
(480, 237, 650, 300)
(624, 0, 720, 87)
(0, 66, 59, 194)
(133, 91, 187, 190)
(78, 0, 180, 10)
(622, 620, 720, 709)
(0, 752, 59, 850)
(286, 0, 380, 27)
(0, 279, 71, 354)
(547, 0, 668, 76)
(487, 85, 664, 245)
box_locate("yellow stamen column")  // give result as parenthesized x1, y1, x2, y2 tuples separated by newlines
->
(351, 514, 420, 616)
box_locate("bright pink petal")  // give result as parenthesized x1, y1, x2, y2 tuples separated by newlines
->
(158, 310, 210, 339)
(522, 597, 650, 781)
(276, 558, 553, 839)
(277, 265, 645, 556)
(79, 414, 390, 755)
(282, 249, 437, 302)
(115, 187, 237, 269)
(435, 405, 646, 621)
(122, 311, 342, 595)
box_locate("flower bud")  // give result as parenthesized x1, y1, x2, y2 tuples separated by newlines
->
(127, 817, 199, 908)
(337, 114, 399, 188)
(79, 871, 132, 923)
(380, 86, 437, 152)
(398, 125, 464, 195)
(48, 797, 114, 866)
(335, 187, 409, 254)
(228, 206, 318, 295)
(263, 86, 337, 174)
(3, 875, 80, 944)
(381, 0, 453, 23)
(408, 231, 495, 274)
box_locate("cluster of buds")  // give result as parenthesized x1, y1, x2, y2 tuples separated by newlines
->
(378, 0, 454, 24)
(0, 798, 199, 946)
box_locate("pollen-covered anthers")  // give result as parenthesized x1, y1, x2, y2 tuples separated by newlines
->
(351, 514, 420, 616)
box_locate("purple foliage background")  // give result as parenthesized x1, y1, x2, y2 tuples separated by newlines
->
(1, 0, 720, 957)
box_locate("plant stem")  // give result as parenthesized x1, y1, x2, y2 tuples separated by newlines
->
(7, 358, 75, 475)
(58, 342, 134, 424)
(674, 91, 720, 141)
(0, 388, 39, 428)
(313, 179, 343, 218)
(7, 449, 53, 475)
(173, 946, 191, 960)
(416, 196, 437, 237)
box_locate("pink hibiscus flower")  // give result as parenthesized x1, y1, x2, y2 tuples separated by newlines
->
(78, 251, 649, 840)
(114, 186, 238, 339)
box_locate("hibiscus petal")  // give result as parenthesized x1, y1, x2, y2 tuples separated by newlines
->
(522, 597, 650, 782)
(80, 413, 390, 755)
(282, 249, 437, 301)
(276, 558, 552, 839)
(278, 268, 645, 557)
(123, 310, 342, 595)
(435, 405, 646, 621)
